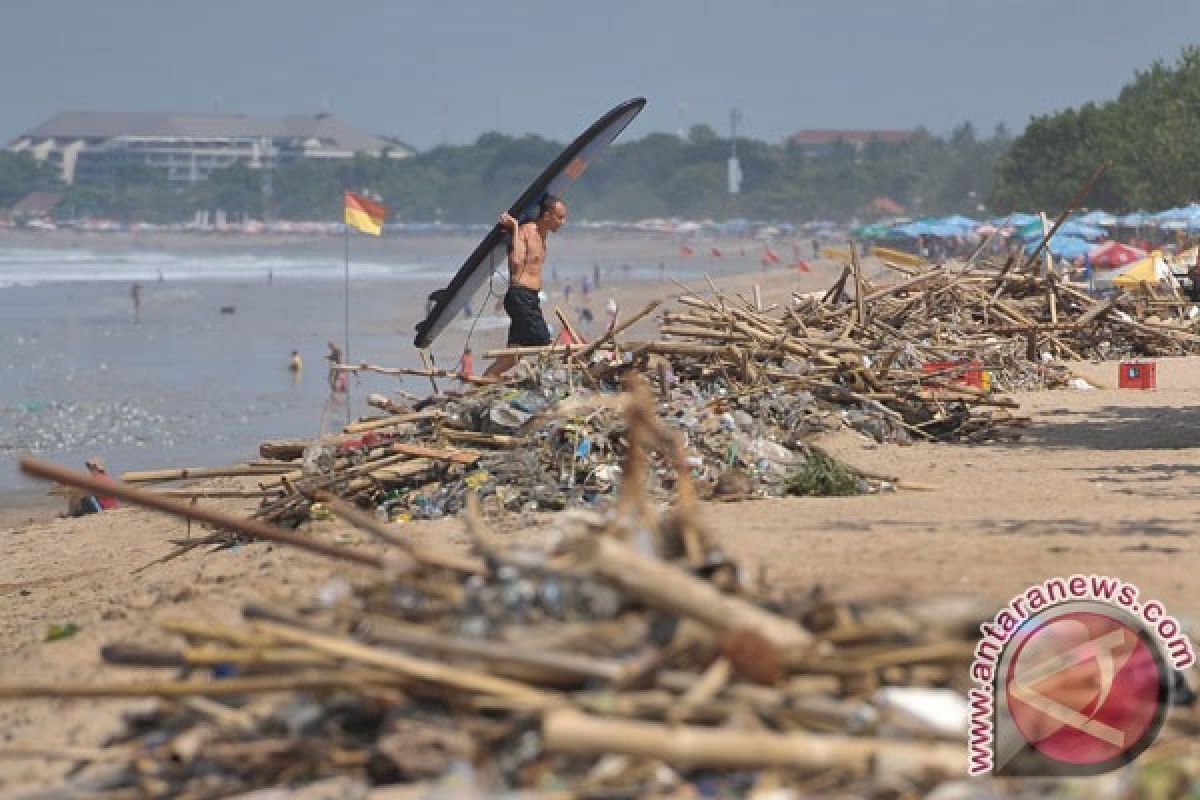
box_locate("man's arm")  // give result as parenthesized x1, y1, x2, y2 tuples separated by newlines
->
(500, 213, 526, 270)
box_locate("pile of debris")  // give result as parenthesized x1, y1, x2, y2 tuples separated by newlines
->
(118, 248, 1200, 529)
(0, 386, 1085, 798)
(15, 385, 1200, 797)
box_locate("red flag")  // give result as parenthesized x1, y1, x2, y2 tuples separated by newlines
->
(679, 244, 694, 257)
(555, 327, 586, 345)
(793, 259, 812, 273)
(764, 247, 781, 264)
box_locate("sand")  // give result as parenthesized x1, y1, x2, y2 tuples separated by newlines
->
(3, 244, 1200, 791)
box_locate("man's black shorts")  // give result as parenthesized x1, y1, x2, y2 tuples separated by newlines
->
(504, 286, 552, 346)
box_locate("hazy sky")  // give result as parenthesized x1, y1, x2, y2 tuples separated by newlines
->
(3, 1, 1198, 150)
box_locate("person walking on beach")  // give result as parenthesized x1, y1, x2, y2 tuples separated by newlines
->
(483, 195, 567, 379)
(131, 282, 142, 322)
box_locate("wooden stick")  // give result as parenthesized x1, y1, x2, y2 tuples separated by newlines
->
(20, 456, 385, 569)
(251, 620, 562, 707)
(325, 497, 485, 574)
(342, 409, 443, 433)
(119, 464, 294, 483)
(577, 299, 663, 363)
(151, 488, 279, 499)
(0, 744, 135, 762)
(667, 657, 732, 724)
(338, 361, 497, 387)
(483, 342, 594, 358)
(849, 242, 866, 325)
(0, 670, 402, 699)
(101, 643, 337, 669)
(360, 614, 628, 683)
(1020, 161, 1111, 274)
(562, 533, 812, 651)
(441, 429, 527, 448)
(543, 709, 963, 777)
(555, 306, 585, 344)
(386, 442, 480, 464)
(418, 348, 441, 394)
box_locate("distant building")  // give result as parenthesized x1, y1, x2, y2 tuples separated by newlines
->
(786, 129, 916, 156)
(6, 111, 413, 185)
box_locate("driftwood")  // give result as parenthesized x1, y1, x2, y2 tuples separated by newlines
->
(21, 456, 385, 568)
(562, 532, 811, 652)
(543, 709, 963, 778)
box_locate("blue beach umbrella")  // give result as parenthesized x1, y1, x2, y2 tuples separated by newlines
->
(1025, 234, 1091, 259)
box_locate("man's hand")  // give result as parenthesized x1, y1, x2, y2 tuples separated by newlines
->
(499, 212, 519, 232)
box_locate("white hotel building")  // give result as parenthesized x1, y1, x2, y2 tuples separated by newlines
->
(6, 111, 412, 185)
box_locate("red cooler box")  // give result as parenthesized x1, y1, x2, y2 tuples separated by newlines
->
(1118, 360, 1156, 389)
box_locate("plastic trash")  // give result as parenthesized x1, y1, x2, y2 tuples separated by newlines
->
(45, 622, 81, 642)
(872, 686, 968, 738)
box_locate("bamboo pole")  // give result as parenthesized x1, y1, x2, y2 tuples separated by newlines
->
(20, 456, 385, 569)
(337, 362, 497, 387)
(342, 409, 444, 434)
(251, 620, 562, 707)
(542, 710, 963, 777)
(360, 615, 627, 683)
(0, 670, 402, 699)
(120, 464, 295, 483)
(562, 533, 812, 651)
(325, 497, 485, 574)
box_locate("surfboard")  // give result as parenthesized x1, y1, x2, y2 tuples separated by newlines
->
(414, 96, 646, 349)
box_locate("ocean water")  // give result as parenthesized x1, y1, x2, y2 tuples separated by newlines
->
(0, 247, 457, 491)
(0, 242, 720, 493)
(0, 246, 449, 287)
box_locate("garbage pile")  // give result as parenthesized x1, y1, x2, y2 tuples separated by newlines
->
(15, 385, 1200, 798)
(4, 385, 1006, 798)
(841, 250, 1200, 365)
(117, 251, 1200, 530)
(233, 269, 1052, 527)
(236, 366, 901, 529)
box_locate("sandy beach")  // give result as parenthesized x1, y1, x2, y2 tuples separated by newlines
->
(2, 234, 1199, 792)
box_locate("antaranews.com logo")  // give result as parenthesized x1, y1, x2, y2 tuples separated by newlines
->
(968, 574, 1194, 777)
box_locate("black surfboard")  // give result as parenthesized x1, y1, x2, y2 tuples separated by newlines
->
(414, 96, 646, 349)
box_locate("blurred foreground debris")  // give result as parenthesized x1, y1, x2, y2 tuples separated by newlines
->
(15, 372, 1199, 798)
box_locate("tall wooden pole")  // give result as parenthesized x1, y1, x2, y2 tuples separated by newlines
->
(344, 224, 352, 425)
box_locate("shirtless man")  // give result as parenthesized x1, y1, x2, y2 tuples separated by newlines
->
(483, 195, 567, 378)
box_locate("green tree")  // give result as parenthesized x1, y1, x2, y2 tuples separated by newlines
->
(196, 162, 264, 219)
(0, 152, 60, 207)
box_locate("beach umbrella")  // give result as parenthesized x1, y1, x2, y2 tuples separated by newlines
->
(1111, 254, 1168, 288)
(857, 223, 893, 239)
(1077, 210, 1118, 227)
(1117, 210, 1151, 227)
(938, 214, 978, 230)
(1059, 221, 1109, 240)
(1017, 219, 1106, 241)
(1088, 240, 1145, 267)
(1024, 234, 1091, 259)
(996, 212, 1038, 228)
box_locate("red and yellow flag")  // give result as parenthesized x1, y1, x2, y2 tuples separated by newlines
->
(344, 191, 387, 236)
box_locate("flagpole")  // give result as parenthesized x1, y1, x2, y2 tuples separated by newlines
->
(344, 222, 351, 425)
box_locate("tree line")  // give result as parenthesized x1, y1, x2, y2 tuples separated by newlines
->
(991, 46, 1200, 213)
(3, 46, 1197, 225)
(0, 125, 1009, 225)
